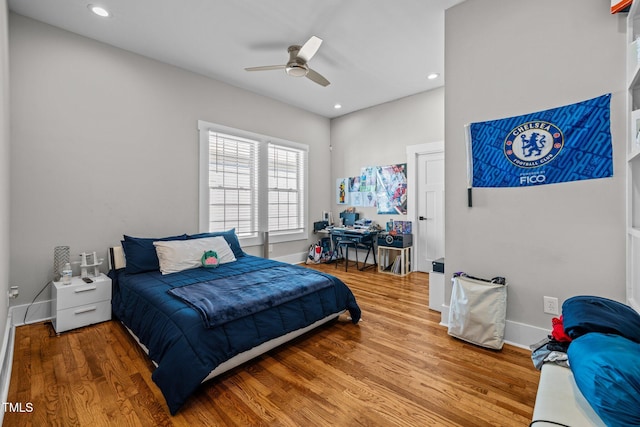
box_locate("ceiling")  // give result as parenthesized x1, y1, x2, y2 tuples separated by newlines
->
(7, 0, 465, 118)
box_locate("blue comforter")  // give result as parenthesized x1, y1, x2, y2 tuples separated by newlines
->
(110, 256, 361, 414)
(169, 265, 335, 328)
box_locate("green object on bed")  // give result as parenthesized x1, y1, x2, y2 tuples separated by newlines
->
(201, 250, 219, 268)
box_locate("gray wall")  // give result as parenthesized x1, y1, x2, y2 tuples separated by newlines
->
(330, 88, 445, 225)
(445, 0, 627, 330)
(0, 0, 9, 337)
(9, 14, 331, 307)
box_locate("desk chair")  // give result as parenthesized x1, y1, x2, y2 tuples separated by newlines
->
(335, 239, 359, 271)
(356, 240, 377, 270)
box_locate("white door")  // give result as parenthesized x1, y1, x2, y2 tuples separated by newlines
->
(416, 151, 444, 272)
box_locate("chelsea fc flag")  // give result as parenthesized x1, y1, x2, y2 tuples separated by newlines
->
(466, 94, 612, 188)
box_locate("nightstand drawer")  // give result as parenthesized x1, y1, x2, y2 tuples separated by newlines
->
(55, 281, 111, 310)
(53, 300, 111, 333)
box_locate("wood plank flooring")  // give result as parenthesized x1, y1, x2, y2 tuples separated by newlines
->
(5, 263, 540, 426)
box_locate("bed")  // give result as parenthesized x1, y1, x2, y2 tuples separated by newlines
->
(109, 230, 361, 415)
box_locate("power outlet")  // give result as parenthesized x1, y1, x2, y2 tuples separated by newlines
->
(7, 286, 19, 307)
(543, 296, 559, 315)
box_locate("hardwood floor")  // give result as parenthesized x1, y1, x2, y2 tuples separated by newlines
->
(5, 263, 540, 426)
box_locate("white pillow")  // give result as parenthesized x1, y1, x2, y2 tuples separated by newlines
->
(153, 236, 236, 275)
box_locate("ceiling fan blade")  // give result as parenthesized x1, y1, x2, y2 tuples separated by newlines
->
(306, 68, 330, 87)
(297, 36, 323, 62)
(245, 65, 286, 72)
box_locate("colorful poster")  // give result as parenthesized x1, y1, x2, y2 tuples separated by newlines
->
(467, 94, 613, 188)
(359, 167, 377, 193)
(336, 178, 348, 205)
(376, 164, 407, 214)
(349, 176, 361, 192)
(350, 192, 363, 207)
(363, 191, 376, 207)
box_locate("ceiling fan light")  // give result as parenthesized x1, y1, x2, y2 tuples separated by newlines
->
(285, 64, 308, 77)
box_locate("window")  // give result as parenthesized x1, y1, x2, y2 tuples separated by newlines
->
(268, 143, 305, 234)
(206, 132, 258, 236)
(198, 121, 308, 246)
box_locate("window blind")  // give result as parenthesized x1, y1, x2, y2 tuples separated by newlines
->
(208, 131, 258, 236)
(268, 143, 305, 233)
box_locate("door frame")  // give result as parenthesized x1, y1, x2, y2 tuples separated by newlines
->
(406, 141, 444, 272)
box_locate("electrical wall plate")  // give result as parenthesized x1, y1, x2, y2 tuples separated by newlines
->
(543, 296, 559, 315)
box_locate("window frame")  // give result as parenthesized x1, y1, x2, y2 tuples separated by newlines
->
(198, 120, 309, 248)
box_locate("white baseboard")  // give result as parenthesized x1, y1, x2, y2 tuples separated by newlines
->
(0, 309, 15, 426)
(439, 304, 549, 350)
(503, 320, 550, 350)
(439, 303, 450, 327)
(11, 299, 53, 327)
(275, 251, 309, 265)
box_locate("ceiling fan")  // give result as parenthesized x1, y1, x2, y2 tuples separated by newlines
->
(245, 36, 330, 87)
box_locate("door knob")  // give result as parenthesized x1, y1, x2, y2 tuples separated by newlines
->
(419, 216, 428, 220)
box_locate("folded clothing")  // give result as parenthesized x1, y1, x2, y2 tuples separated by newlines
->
(551, 315, 572, 342)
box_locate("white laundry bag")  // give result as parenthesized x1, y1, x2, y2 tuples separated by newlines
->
(447, 274, 507, 350)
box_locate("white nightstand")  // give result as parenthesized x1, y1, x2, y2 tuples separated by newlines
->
(52, 273, 112, 333)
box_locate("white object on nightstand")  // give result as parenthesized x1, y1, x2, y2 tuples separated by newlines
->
(52, 273, 112, 333)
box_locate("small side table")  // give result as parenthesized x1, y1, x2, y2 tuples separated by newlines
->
(52, 273, 112, 333)
(377, 246, 412, 276)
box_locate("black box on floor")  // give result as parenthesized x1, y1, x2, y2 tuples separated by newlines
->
(432, 257, 444, 273)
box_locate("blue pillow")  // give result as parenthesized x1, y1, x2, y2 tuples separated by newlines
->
(122, 234, 187, 274)
(187, 229, 244, 258)
(568, 333, 640, 427)
(562, 295, 640, 343)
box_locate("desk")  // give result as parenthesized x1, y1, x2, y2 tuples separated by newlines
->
(328, 228, 378, 271)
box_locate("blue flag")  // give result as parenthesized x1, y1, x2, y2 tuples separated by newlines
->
(467, 94, 612, 188)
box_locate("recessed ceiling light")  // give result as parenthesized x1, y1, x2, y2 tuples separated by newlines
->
(88, 4, 110, 18)
(334, 103, 342, 109)
(427, 73, 440, 80)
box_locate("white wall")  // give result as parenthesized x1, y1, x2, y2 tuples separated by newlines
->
(0, 0, 9, 336)
(8, 14, 331, 309)
(330, 88, 445, 226)
(445, 0, 627, 333)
